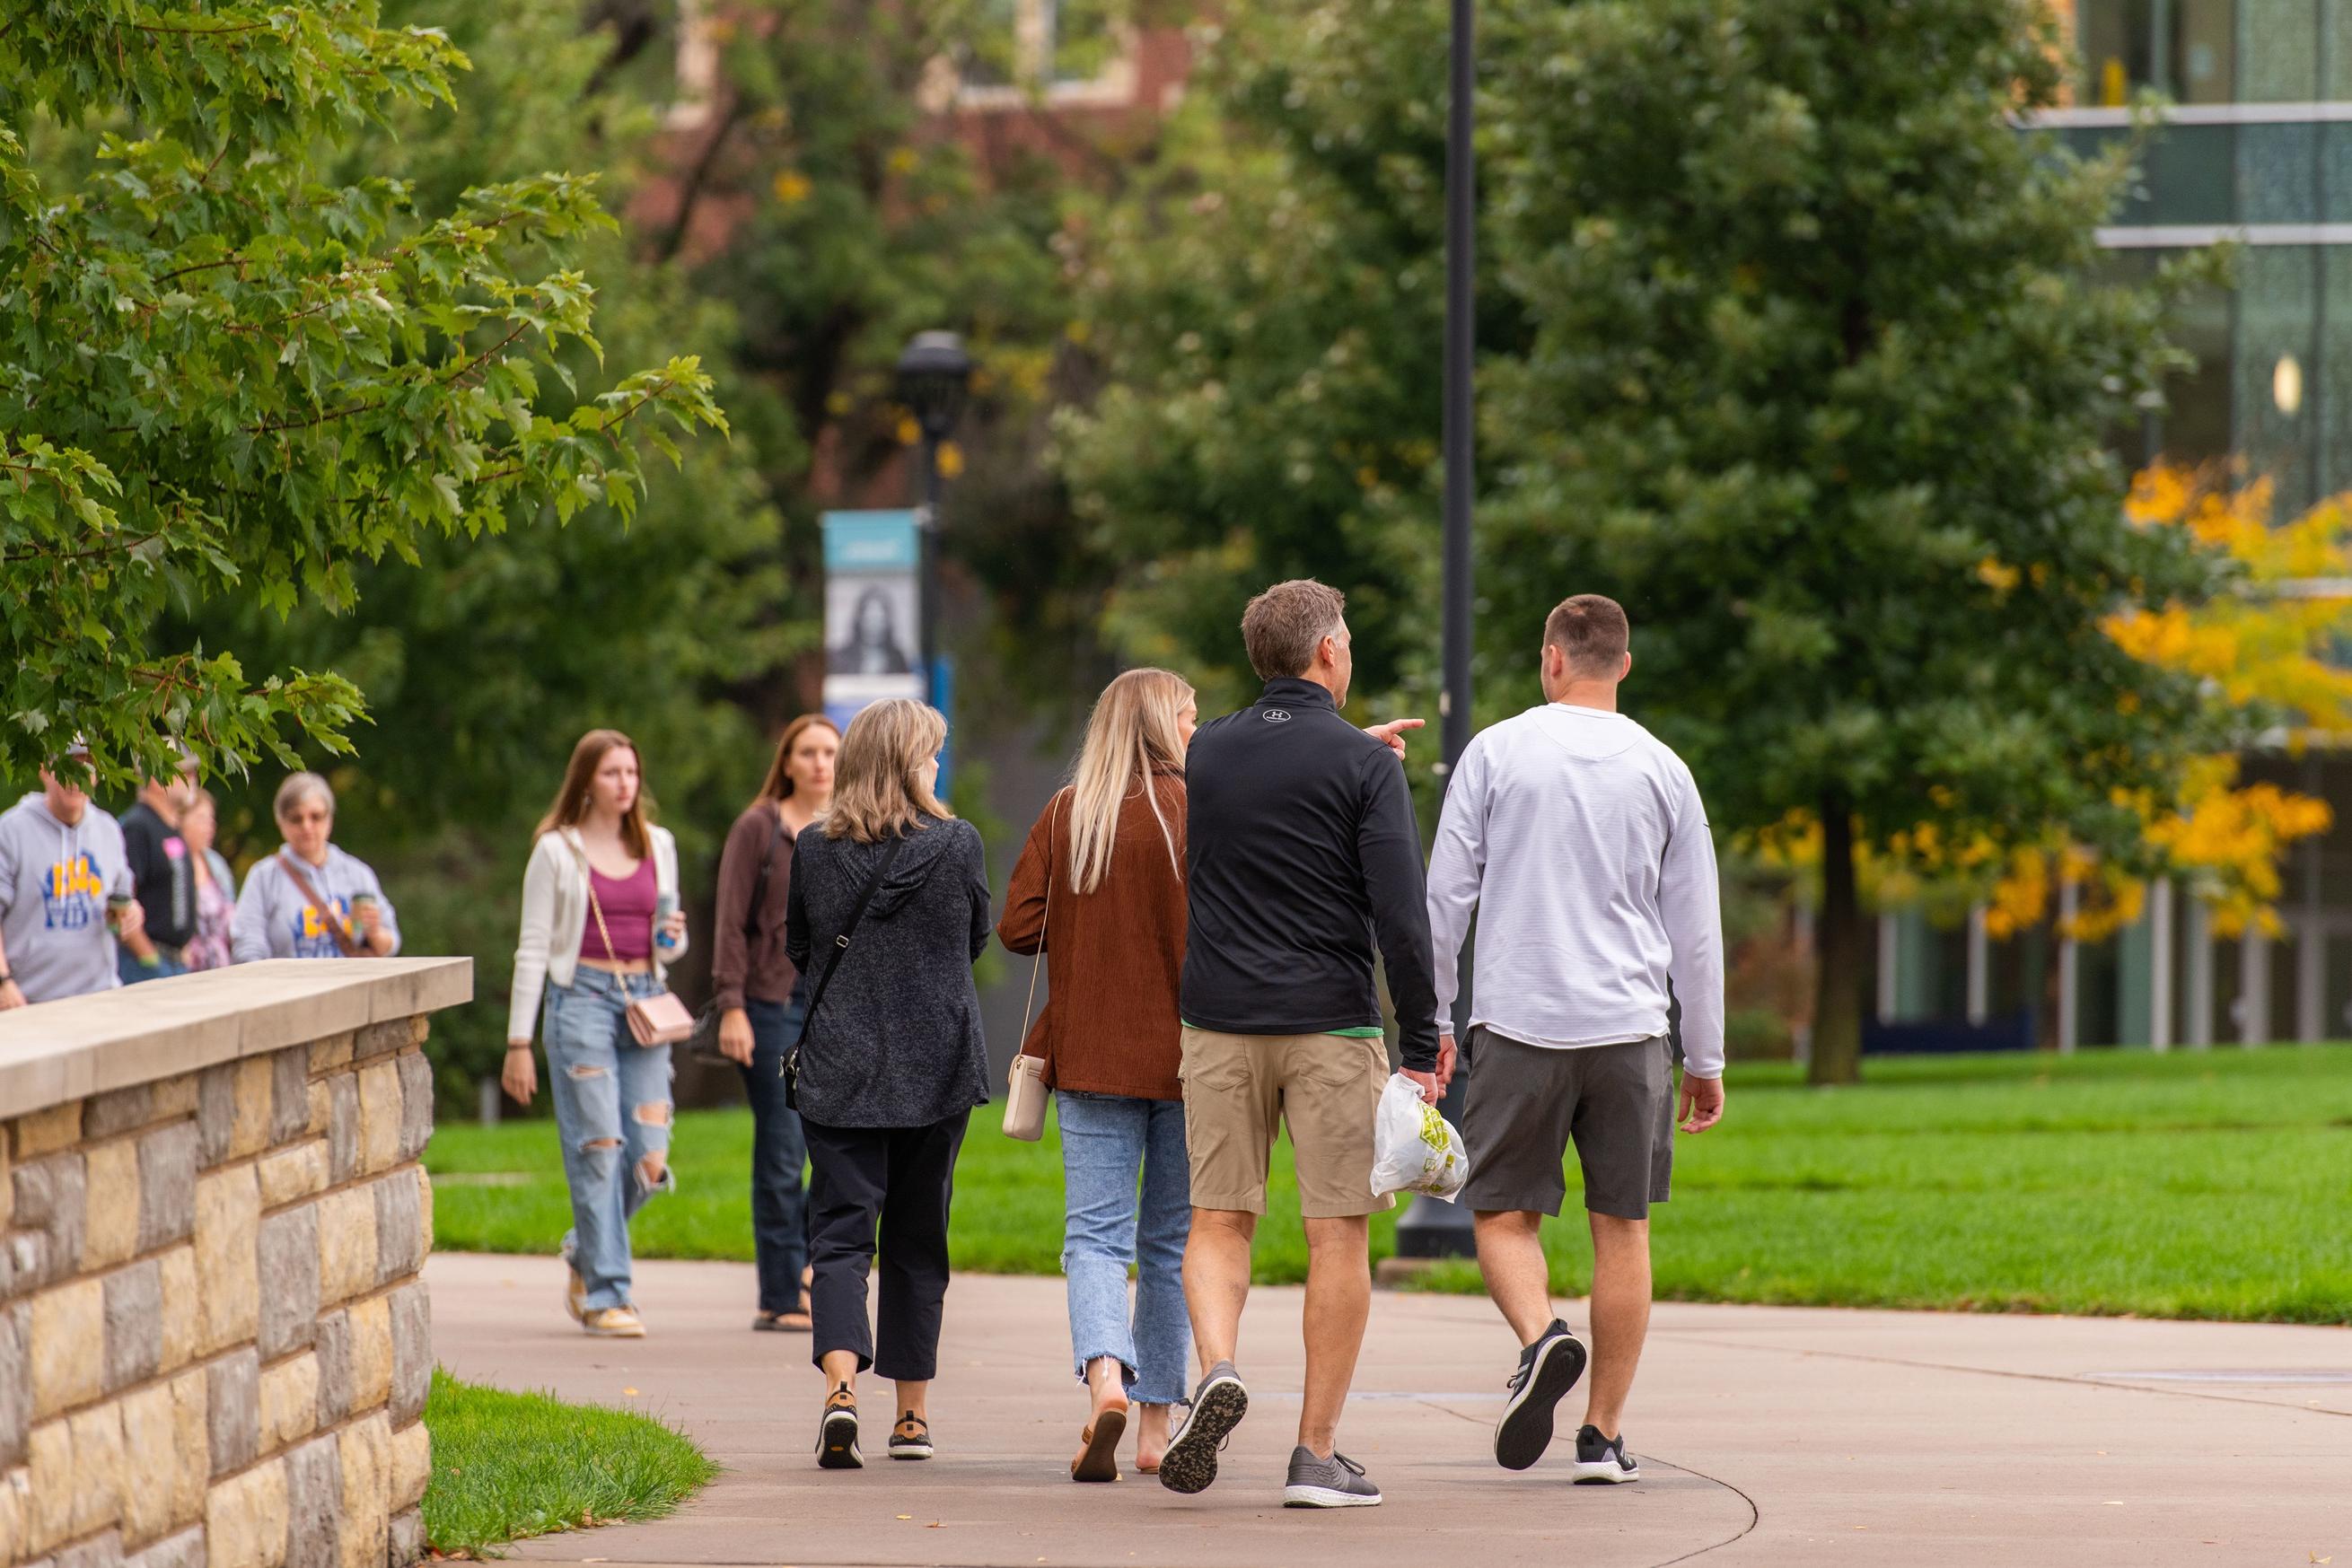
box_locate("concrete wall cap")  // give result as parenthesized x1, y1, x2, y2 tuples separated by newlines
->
(0, 960, 470, 1121)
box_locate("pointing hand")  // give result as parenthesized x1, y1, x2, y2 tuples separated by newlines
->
(1363, 717, 1426, 758)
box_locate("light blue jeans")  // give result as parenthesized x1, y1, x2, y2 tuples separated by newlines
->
(1058, 1091, 1191, 1406)
(544, 967, 675, 1311)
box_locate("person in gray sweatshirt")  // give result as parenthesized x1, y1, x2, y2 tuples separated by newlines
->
(0, 749, 144, 1007)
(232, 772, 400, 962)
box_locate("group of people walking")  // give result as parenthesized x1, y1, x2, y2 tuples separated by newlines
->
(0, 741, 399, 1012)
(503, 578, 1725, 1508)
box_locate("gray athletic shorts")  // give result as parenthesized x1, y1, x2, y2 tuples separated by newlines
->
(1457, 1027, 1674, 1220)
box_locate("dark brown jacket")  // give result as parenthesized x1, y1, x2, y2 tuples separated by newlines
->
(997, 775, 1187, 1101)
(710, 802, 802, 1012)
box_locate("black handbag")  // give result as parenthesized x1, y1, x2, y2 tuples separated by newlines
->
(689, 810, 787, 1063)
(784, 833, 910, 1109)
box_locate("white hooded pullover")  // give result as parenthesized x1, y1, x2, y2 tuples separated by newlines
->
(0, 792, 135, 1003)
(1425, 704, 1727, 1078)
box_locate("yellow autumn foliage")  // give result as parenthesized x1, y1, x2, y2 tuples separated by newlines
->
(2025, 466, 2343, 936)
(1760, 465, 2347, 939)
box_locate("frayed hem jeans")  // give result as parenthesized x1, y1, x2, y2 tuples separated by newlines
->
(544, 966, 675, 1311)
(1057, 1090, 1190, 1406)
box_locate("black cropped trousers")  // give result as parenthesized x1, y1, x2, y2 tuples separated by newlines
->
(803, 1108, 970, 1382)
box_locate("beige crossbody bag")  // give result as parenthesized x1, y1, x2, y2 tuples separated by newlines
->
(1001, 798, 1058, 1142)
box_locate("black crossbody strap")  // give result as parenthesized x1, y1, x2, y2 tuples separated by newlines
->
(792, 832, 910, 1056)
(743, 809, 786, 942)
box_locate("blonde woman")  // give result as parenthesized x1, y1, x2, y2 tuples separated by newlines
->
(785, 699, 991, 1470)
(999, 669, 1196, 1483)
(503, 730, 689, 1340)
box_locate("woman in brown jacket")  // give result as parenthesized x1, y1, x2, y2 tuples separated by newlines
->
(711, 714, 839, 1332)
(998, 668, 1195, 1485)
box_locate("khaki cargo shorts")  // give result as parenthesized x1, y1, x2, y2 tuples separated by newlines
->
(1179, 1026, 1393, 1219)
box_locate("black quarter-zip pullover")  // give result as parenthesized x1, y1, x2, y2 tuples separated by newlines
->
(1180, 677, 1441, 1071)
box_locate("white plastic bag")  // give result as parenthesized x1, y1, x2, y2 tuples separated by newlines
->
(1370, 1072, 1470, 1201)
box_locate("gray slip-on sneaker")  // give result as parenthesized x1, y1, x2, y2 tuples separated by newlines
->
(1571, 1423, 1641, 1483)
(1495, 1318, 1587, 1470)
(1283, 1447, 1382, 1508)
(1156, 1361, 1248, 1495)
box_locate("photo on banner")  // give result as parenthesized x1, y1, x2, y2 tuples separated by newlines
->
(821, 511, 925, 733)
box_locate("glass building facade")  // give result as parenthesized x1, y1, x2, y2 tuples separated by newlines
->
(2049, 1, 2352, 513)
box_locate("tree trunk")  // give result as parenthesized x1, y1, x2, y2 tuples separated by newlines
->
(1810, 790, 1866, 1085)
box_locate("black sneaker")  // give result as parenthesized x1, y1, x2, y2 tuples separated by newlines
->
(1157, 1360, 1248, 1495)
(888, 1412, 934, 1461)
(1495, 1319, 1587, 1470)
(1283, 1447, 1382, 1508)
(816, 1383, 861, 1469)
(1571, 1423, 1640, 1483)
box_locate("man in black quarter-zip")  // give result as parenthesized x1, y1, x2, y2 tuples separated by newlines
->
(1155, 578, 1455, 1511)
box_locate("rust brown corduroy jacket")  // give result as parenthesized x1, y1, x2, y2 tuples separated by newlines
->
(996, 773, 1187, 1100)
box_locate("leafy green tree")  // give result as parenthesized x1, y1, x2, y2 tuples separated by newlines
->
(151, 0, 796, 1099)
(1479, 0, 2235, 1082)
(1056, 0, 1479, 715)
(0, 1, 724, 793)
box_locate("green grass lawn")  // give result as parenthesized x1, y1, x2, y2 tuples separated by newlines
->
(422, 1371, 718, 1557)
(425, 1044, 2352, 1324)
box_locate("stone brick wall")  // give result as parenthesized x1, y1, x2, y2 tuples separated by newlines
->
(0, 960, 469, 1568)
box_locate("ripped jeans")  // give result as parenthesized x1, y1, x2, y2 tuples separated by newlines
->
(544, 966, 674, 1311)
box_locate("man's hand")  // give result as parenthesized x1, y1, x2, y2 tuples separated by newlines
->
(114, 900, 146, 942)
(1677, 1072, 1725, 1134)
(355, 899, 383, 937)
(1401, 1035, 1459, 1105)
(502, 1043, 537, 1107)
(718, 1007, 756, 1066)
(1363, 717, 1426, 759)
(0, 979, 25, 1012)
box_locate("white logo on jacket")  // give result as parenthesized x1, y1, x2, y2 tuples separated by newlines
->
(1263, 709, 1292, 723)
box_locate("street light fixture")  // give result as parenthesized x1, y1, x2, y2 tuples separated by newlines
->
(895, 329, 974, 709)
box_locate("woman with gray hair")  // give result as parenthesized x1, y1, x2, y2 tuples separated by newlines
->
(231, 772, 399, 962)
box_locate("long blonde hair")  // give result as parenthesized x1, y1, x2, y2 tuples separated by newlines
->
(1066, 669, 1193, 896)
(535, 729, 654, 860)
(823, 699, 953, 843)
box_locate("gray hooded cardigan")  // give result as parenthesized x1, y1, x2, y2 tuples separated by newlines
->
(784, 816, 992, 1128)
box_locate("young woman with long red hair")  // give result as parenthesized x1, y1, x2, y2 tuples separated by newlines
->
(711, 714, 840, 1332)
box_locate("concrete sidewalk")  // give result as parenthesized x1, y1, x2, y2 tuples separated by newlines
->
(428, 1253, 2349, 1567)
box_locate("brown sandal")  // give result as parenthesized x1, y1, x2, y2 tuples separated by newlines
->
(1071, 1402, 1128, 1483)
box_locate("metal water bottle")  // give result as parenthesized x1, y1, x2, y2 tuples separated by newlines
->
(654, 890, 679, 953)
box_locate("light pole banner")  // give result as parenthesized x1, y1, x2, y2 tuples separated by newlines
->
(821, 510, 924, 731)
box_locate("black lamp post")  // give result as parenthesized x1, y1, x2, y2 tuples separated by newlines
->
(1395, 0, 1480, 1262)
(895, 329, 974, 708)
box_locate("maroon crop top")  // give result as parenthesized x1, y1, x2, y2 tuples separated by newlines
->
(587, 858, 657, 962)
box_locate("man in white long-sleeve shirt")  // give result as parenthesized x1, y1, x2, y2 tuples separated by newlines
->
(1426, 593, 1725, 1485)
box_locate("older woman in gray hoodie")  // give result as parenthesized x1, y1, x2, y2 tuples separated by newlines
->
(787, 698, 991, 1474)
(232, 773, 399, 962)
